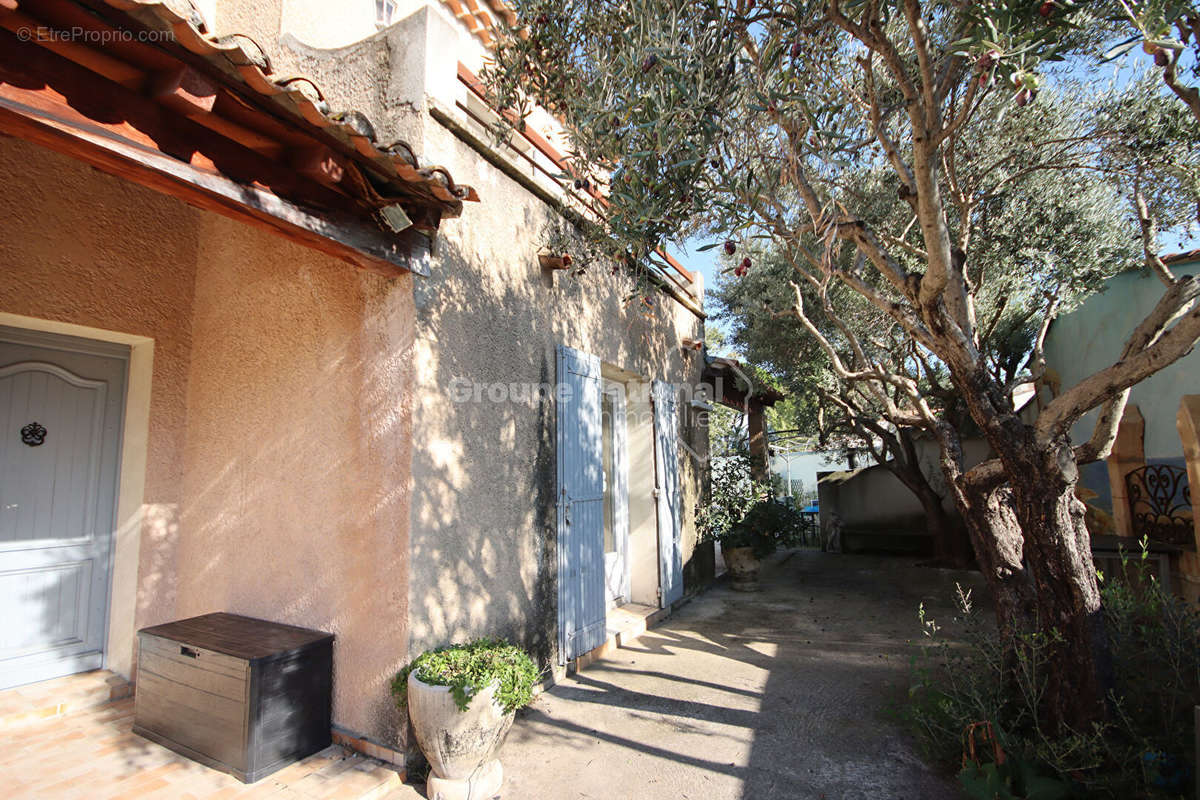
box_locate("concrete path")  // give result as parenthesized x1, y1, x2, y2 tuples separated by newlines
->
(499, 550, 983, 800)
(386, 550, 986, 799)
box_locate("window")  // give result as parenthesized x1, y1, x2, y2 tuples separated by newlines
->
(601, 390, 617, 554)
(375, 0, 396, 29)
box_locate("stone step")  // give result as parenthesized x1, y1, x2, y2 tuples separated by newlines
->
(0, 669, 132, 728)
(569, 602, 671, 674)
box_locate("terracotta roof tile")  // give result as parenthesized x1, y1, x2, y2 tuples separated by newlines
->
(440, 0, 514, 47)
(105, 0, 477, 210)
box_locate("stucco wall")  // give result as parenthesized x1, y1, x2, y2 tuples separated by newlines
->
(0, 136, 198, 641)
(406, 115, 707, 663)
(393, 5, 707, 662)
(205, 0, 281, 50)
(173, 213, 416, 744)
(1044, 262, 1200, 510)
(0, 137, 416, 743)
(819, 437, 990, 534)
(262, 4, 710, 666)
(205, 0, 440, 52)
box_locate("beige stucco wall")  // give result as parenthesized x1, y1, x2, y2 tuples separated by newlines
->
(0, 136, 199, 645)
(820, 436, 991, 537)
(172, 212, 416, 743)
(252, 0, 710, 666)
(404, 146, 707, 665)
(0, 137, 416, 742)
(406, 68, 707, 668)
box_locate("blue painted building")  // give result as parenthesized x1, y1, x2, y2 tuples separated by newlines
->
(1043, 255, 1200, 514)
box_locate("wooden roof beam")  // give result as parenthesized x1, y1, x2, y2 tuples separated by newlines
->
(0, 28, 360, 211)
(147, 66, 284, 158)
(0, 5, 144, 88)
(287, 144, 346, 187)
(0, 89, 428, 276)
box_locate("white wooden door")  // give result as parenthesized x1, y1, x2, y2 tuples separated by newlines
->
(556, 345, 608, 664)
(0, 328, 127, 689)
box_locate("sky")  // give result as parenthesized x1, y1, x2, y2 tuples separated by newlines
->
(665, 51, 1199, 363)
(668, 237, 735, 349)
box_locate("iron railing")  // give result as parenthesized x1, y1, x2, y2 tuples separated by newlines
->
(1125, 464, 1194, 548)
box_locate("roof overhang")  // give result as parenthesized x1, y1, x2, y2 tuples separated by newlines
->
(0, 0, 478, 276)
(1164, 249, 1200, 266)
(702, 357, 784, 411)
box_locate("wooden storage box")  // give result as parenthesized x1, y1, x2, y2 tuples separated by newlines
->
(133, 612, 334, 783)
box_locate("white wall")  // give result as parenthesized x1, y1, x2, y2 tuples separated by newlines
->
(819, 437, 991, 528)
(771, 450, 849, 502)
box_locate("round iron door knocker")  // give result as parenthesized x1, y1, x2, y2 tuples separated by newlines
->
(21, 422, 47, 447)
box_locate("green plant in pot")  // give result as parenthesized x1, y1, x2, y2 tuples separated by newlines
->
(392, 638, 538, 800)
(699, 451, 805, 591)
(719, 497, 807, 590)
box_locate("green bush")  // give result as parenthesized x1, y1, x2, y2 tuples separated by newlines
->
(698, 450, 806, 557)
(903, 547, 1200, 799)
(697, 450, 771, 542)
(722, 497, 809, 558)
(392, 638, 539, 714)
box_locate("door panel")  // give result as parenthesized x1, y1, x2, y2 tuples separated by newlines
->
(653, 380, 684, 607)
(0, 560, 91, 653)
(0, 363, 107, 549)
(0, 328, 127, 688)
(601, 381, 629, 606)
(556, 345, 608, 663)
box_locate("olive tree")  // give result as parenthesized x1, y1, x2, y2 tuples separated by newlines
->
(484, 0, 1200, 729)
(716, 243, 977, 564)
(712, 78, 1143, 567)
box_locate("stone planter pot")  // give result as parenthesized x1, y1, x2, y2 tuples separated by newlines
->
(722, 544, 761, 592)
(407, 673, 514, 800)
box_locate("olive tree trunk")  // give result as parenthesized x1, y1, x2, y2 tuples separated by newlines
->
(935, 426, 1037, 637)
(1004, 439, 1112, 729)
(919, 482, 970, 567)
(900, 427, 970, 567)
(943, 378, 1114, 729)
(888, 454, 969, 567)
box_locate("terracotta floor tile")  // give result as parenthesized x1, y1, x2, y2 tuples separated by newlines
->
(201, 784, 253, 800)
(0, 676, 398, 800)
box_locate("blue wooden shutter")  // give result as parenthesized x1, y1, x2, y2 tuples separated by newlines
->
(556, 345, 608, 663)
(653, 380, 684, 607)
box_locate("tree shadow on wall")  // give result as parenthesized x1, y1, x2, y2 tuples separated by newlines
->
(405, 200, 706, 673)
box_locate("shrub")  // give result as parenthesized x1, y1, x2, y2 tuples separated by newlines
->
(903, 546, 1200, 799)
(697, 449, 772, 545)
(722, 497, 809, 558)
(392, 638, 539, 714)
(698, 449, 808, 557)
